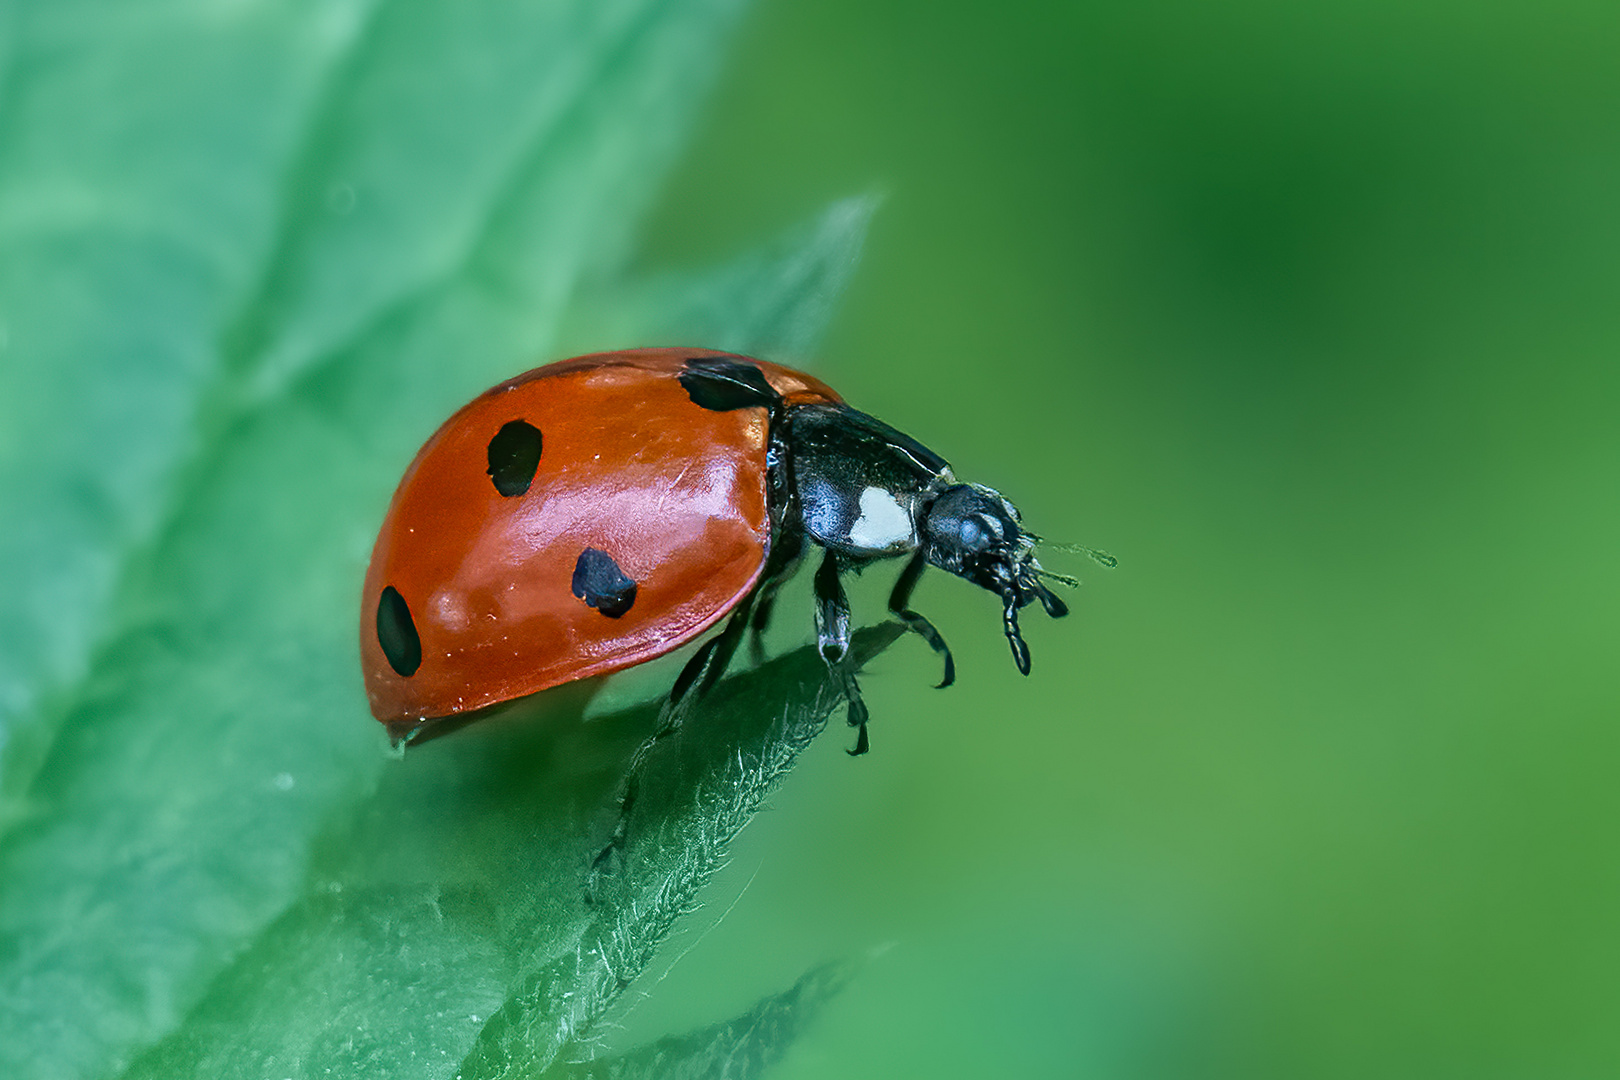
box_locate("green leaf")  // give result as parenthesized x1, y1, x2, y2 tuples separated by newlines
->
(0, 0, 386, 801)
(546, 961, 858, 1080)
(454, 628, 899, 1080)
(113, 627, 899, 1080)
(563, 194, 880, 361)
(0, 2, 877, 1078)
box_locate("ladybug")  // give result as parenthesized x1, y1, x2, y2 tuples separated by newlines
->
(361, 348, 1084, 753)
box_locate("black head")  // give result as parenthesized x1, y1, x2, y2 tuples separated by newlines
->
(919, 483, 1068, 674)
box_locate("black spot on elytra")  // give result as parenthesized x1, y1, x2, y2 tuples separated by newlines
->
(678, 356, 781, 412)
(487, 419, 543, 497)
(376, 586, 422, 676)
(572, 547, 638, 618)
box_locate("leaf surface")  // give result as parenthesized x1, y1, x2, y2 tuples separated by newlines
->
(0, 2, 875, 1077)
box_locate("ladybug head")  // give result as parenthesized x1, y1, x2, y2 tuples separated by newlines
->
(920, 483, 1071, 675)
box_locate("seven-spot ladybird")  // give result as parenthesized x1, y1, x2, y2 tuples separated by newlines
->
(361, 348, 1079, 752)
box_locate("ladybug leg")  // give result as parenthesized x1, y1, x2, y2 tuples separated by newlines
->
(813, 548, 851, 663)
(887, 551, 956, 689)
(1002, 591, 1032, 675)
(748, 590, 777, 666)
(695, 597, 755, 699)
(813, 548, 871, 756)
(748, 576, 786, 667)
(749, 532, 805, 666)
(668, 591, 756, 708)
(594, 593, 760, 880)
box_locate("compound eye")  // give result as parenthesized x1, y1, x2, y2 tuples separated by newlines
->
(958, 514, 1000, 552)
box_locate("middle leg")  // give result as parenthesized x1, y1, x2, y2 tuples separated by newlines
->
(814, 547, 870, 755)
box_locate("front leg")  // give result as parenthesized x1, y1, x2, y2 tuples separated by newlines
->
(813, 548, 870, 755)
(887, 550, 955, 689)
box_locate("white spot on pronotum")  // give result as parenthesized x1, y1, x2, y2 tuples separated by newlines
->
(848, 487, 914, 551)
(272, 772, 295, 791)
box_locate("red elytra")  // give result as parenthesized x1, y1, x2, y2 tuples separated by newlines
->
(362, 347, 1083, 753)
(360, 349, 839, 729)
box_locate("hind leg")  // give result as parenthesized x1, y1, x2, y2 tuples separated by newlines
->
(590, 589, 758, 882)
(748, 531, 804, 666)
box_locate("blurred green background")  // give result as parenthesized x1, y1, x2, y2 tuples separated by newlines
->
(613, 1, 1620, 1077)
(1, 0, 1617, 1077)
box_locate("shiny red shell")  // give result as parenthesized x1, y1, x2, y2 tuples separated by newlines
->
(360, 348, 841, 727)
